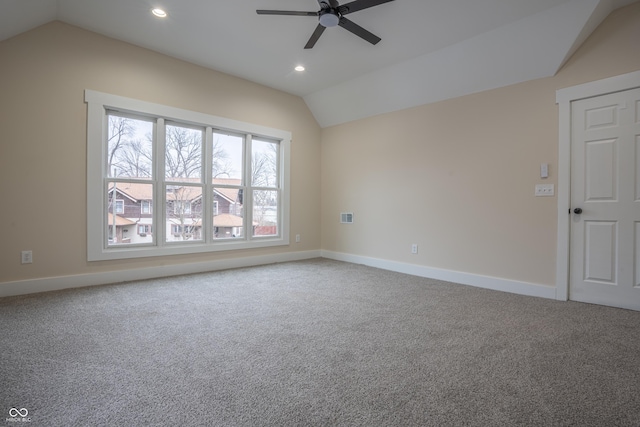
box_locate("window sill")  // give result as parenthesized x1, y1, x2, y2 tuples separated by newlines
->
(88, 236, 290, 261)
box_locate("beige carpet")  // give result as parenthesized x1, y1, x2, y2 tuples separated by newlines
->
(1, 258, 639, 426)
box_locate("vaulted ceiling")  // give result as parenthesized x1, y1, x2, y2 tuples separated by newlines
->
(1, 0, 636, 127)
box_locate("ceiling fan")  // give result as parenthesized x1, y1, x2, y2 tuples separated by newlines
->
(257, 0, 395, 49)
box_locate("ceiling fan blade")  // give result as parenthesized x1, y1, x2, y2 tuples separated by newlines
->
(338, 0, 395, 15)
(338, 17, 381, 45)
(256, 10, 318, 16)
(304, 24, 326, 49)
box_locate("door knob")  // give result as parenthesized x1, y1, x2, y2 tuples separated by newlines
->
(573, 208, 583, 214)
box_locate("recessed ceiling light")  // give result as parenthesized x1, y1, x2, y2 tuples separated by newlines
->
(294, 65, 305, 72)
(152, 8, 167, 18)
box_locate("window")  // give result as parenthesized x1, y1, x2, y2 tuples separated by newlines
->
(141, 200, 152, 214)
(138, 224, 152, 235)
(86, 90, 291, 261)
(114, 199, 124, 214)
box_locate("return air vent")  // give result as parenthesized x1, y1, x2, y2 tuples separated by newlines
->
(340, 212, 354, 224)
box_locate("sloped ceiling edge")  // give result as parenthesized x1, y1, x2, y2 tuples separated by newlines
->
(304, 0, 608, 128)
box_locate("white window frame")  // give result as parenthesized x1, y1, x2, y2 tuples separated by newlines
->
(86, 90, 291, 261)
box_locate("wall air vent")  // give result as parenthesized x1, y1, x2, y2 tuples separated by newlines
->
(340, 212, 354, 224)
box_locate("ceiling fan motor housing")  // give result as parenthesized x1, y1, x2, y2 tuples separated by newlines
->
(319, 9, 340, 27)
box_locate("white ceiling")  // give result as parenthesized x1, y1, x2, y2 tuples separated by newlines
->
(1, 0, 636, 127)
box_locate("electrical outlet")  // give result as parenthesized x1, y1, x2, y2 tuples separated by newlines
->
(411, 244, 418, 254)
(535, 184, 554, 197)
(21, 250, 33, 264)
(295, 234, 300, 243)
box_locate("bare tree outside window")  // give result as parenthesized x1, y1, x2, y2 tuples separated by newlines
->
(106, 115, 154, 246)
(107, 116, 133, 175)
(164, 125, 203, 242)
(116, 139, 152, 178)
(251, 139, 277, 187)
(165, 125, 202, 182)
(107, 115, 153, 179)
(212, 132, 245, 240)
(252, 139, 279, 236)
(213, 133, 242, 180)
(166, 185, 202, 241)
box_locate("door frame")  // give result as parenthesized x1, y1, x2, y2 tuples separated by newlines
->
(555, 70, 640, 301)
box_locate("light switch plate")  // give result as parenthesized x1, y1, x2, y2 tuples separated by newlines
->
(535, 184, 554, 196)
(540, 163, 549, 178)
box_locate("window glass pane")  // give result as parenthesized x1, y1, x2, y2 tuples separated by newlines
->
(165, 185, 203, 242)
(107, 182, 153, 246)
(213, 187, 244, 240)
(165, 124, 203, 182)
(251, 139, 278, 188)
(213, 132, 243, 182)
(107, 115, 153, 179)
(253, 190, 278, 237)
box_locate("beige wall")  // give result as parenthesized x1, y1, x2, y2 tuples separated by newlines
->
(1, 2, 639, 291)
(0, 22, 321, 283)
(321, 2, 640, 287)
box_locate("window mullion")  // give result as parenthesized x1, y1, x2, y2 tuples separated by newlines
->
(245, 134, 253, 241)
(203, 127, 213, 243)
(156, 118, 166, 247)
(277, 141, 283, 239)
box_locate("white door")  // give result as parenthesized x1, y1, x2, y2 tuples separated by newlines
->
(570, 87, 640, 311)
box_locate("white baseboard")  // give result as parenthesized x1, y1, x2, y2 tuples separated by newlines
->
(321, 250, 557, 300)
(0, 250, 322, 298)
(0, 249, 557, 300)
